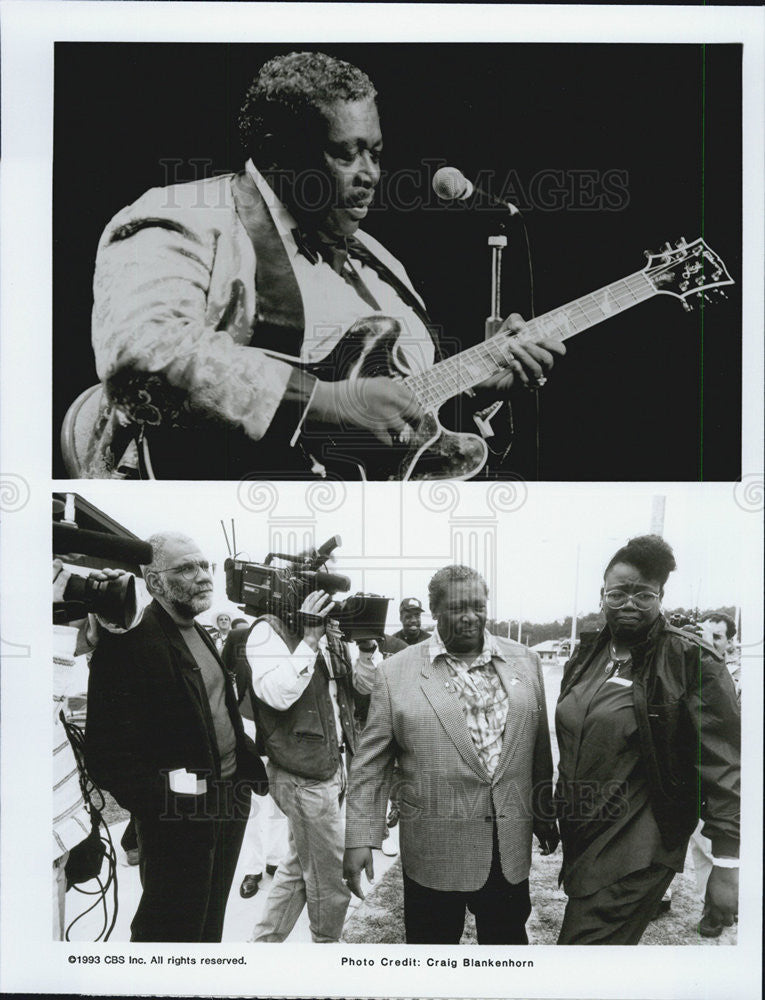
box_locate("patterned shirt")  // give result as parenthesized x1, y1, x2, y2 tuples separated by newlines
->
(428, 629, 509, 777)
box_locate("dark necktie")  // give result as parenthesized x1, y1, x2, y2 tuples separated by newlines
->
(315, 648, 330, 679)
(292, 229, 381, 311)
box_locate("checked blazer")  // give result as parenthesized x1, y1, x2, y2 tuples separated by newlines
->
(345, 635, 554, 892)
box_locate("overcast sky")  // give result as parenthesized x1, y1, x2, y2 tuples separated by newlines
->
(64, 482, 760, 639)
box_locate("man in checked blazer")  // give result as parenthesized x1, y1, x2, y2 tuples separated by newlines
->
(343, 564, 559, 944)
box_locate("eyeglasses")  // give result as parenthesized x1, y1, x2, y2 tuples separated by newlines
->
(156, 559, 211, 581)
(603, 590, 660, 610)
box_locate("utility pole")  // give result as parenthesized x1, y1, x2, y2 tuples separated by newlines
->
(650, 495, 666, 537)
(570, 543, 580, 650)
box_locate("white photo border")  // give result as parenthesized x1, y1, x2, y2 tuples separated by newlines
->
(1, 3, 763, 998)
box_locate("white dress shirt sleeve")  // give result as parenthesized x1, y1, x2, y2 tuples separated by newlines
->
(245, 619, 317, 710)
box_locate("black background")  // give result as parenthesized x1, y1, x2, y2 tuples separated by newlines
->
(53, 42, 742, 480)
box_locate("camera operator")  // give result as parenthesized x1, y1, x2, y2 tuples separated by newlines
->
(52, 558, 140, 940)
(84, 531, 268, 942)
(245, 586, 358, 943)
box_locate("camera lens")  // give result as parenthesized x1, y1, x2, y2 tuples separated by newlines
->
(62, 573, 137, 629)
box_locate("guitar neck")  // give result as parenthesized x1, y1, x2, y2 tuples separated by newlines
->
(405, 269, 656, 410)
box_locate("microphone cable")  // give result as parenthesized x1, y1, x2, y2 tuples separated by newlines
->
(497, 209, 540, 478)
(515, 213, 543, 482)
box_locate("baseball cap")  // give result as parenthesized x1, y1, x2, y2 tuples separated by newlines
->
(399, 597, 423, 614)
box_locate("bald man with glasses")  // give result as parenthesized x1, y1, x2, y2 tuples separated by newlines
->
(85, 531, 267, 942)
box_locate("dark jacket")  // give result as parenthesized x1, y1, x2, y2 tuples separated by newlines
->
(243, 615, 358, 781)
(85, 601, 267, 818)
(391, 627, 432, 646)
(558, 615, 740, 856)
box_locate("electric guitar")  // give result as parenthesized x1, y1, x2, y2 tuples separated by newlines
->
(137, 237, 733, 480)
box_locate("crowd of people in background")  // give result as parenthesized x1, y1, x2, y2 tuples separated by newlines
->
(53, 529, 741, 947)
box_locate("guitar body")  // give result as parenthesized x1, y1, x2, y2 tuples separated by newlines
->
(304, 408, 488, 482)
(141, 316, 488, 480)
(296, 317, 488, 481)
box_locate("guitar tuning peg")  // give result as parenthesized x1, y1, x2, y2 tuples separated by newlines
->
(682, 299, 693, 312)
(676, 237, 687, 248)
(663, 242, 673, 252)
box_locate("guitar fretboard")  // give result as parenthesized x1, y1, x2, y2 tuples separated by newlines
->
(405, 270, 656, 411)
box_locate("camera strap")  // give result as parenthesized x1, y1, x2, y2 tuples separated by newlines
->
(315, 649, 334, 680)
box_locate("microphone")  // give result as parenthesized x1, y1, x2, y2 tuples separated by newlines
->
(432, 166, 521, 217)
(316, 535, 341, 559)
(53, 523, 154, 565)
(297, 570, 352, 595)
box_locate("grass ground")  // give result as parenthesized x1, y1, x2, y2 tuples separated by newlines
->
(98, 790, 129, 827)
(341, 848, 737, 946)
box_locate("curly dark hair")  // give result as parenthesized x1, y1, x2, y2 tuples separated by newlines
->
(238, 51, 377, 170)
(700, 611, 737, 639)
(604, 534, 677, 587)
(428, 565, 488, 613)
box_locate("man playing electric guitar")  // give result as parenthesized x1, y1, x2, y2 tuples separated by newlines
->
(84, 50, 563, 480)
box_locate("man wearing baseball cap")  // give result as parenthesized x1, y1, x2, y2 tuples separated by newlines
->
(392, 598, 431, 646)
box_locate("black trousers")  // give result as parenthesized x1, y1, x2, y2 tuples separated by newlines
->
(132, 782, 250, 942)
(403, 826, 531, 945)
(558, 862, 676, 945)
(120, 815, 137, 852)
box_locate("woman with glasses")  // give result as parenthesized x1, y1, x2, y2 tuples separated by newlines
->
(554, 534, 740, 944)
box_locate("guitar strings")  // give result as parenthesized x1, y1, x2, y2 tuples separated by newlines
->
(406, 270, 654, 410)
(405, 244, 726, 412)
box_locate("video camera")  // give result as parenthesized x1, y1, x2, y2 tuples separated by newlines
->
(52, 520, 152, 629)
(224, 535, 390, 642)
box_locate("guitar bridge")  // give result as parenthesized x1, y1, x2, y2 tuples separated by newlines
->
(309, 454, 327, 478)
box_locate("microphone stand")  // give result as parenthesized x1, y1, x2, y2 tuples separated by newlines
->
(472, 235, 513, 462)
(486, 234, 507, 340)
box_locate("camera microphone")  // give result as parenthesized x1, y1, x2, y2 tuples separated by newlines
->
(304, 570, 351, 594)
(53, 523, 153, 566)
(317, 535, 341, 559)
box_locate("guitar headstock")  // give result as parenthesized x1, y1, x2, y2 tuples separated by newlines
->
(642, 237, 734, 311)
